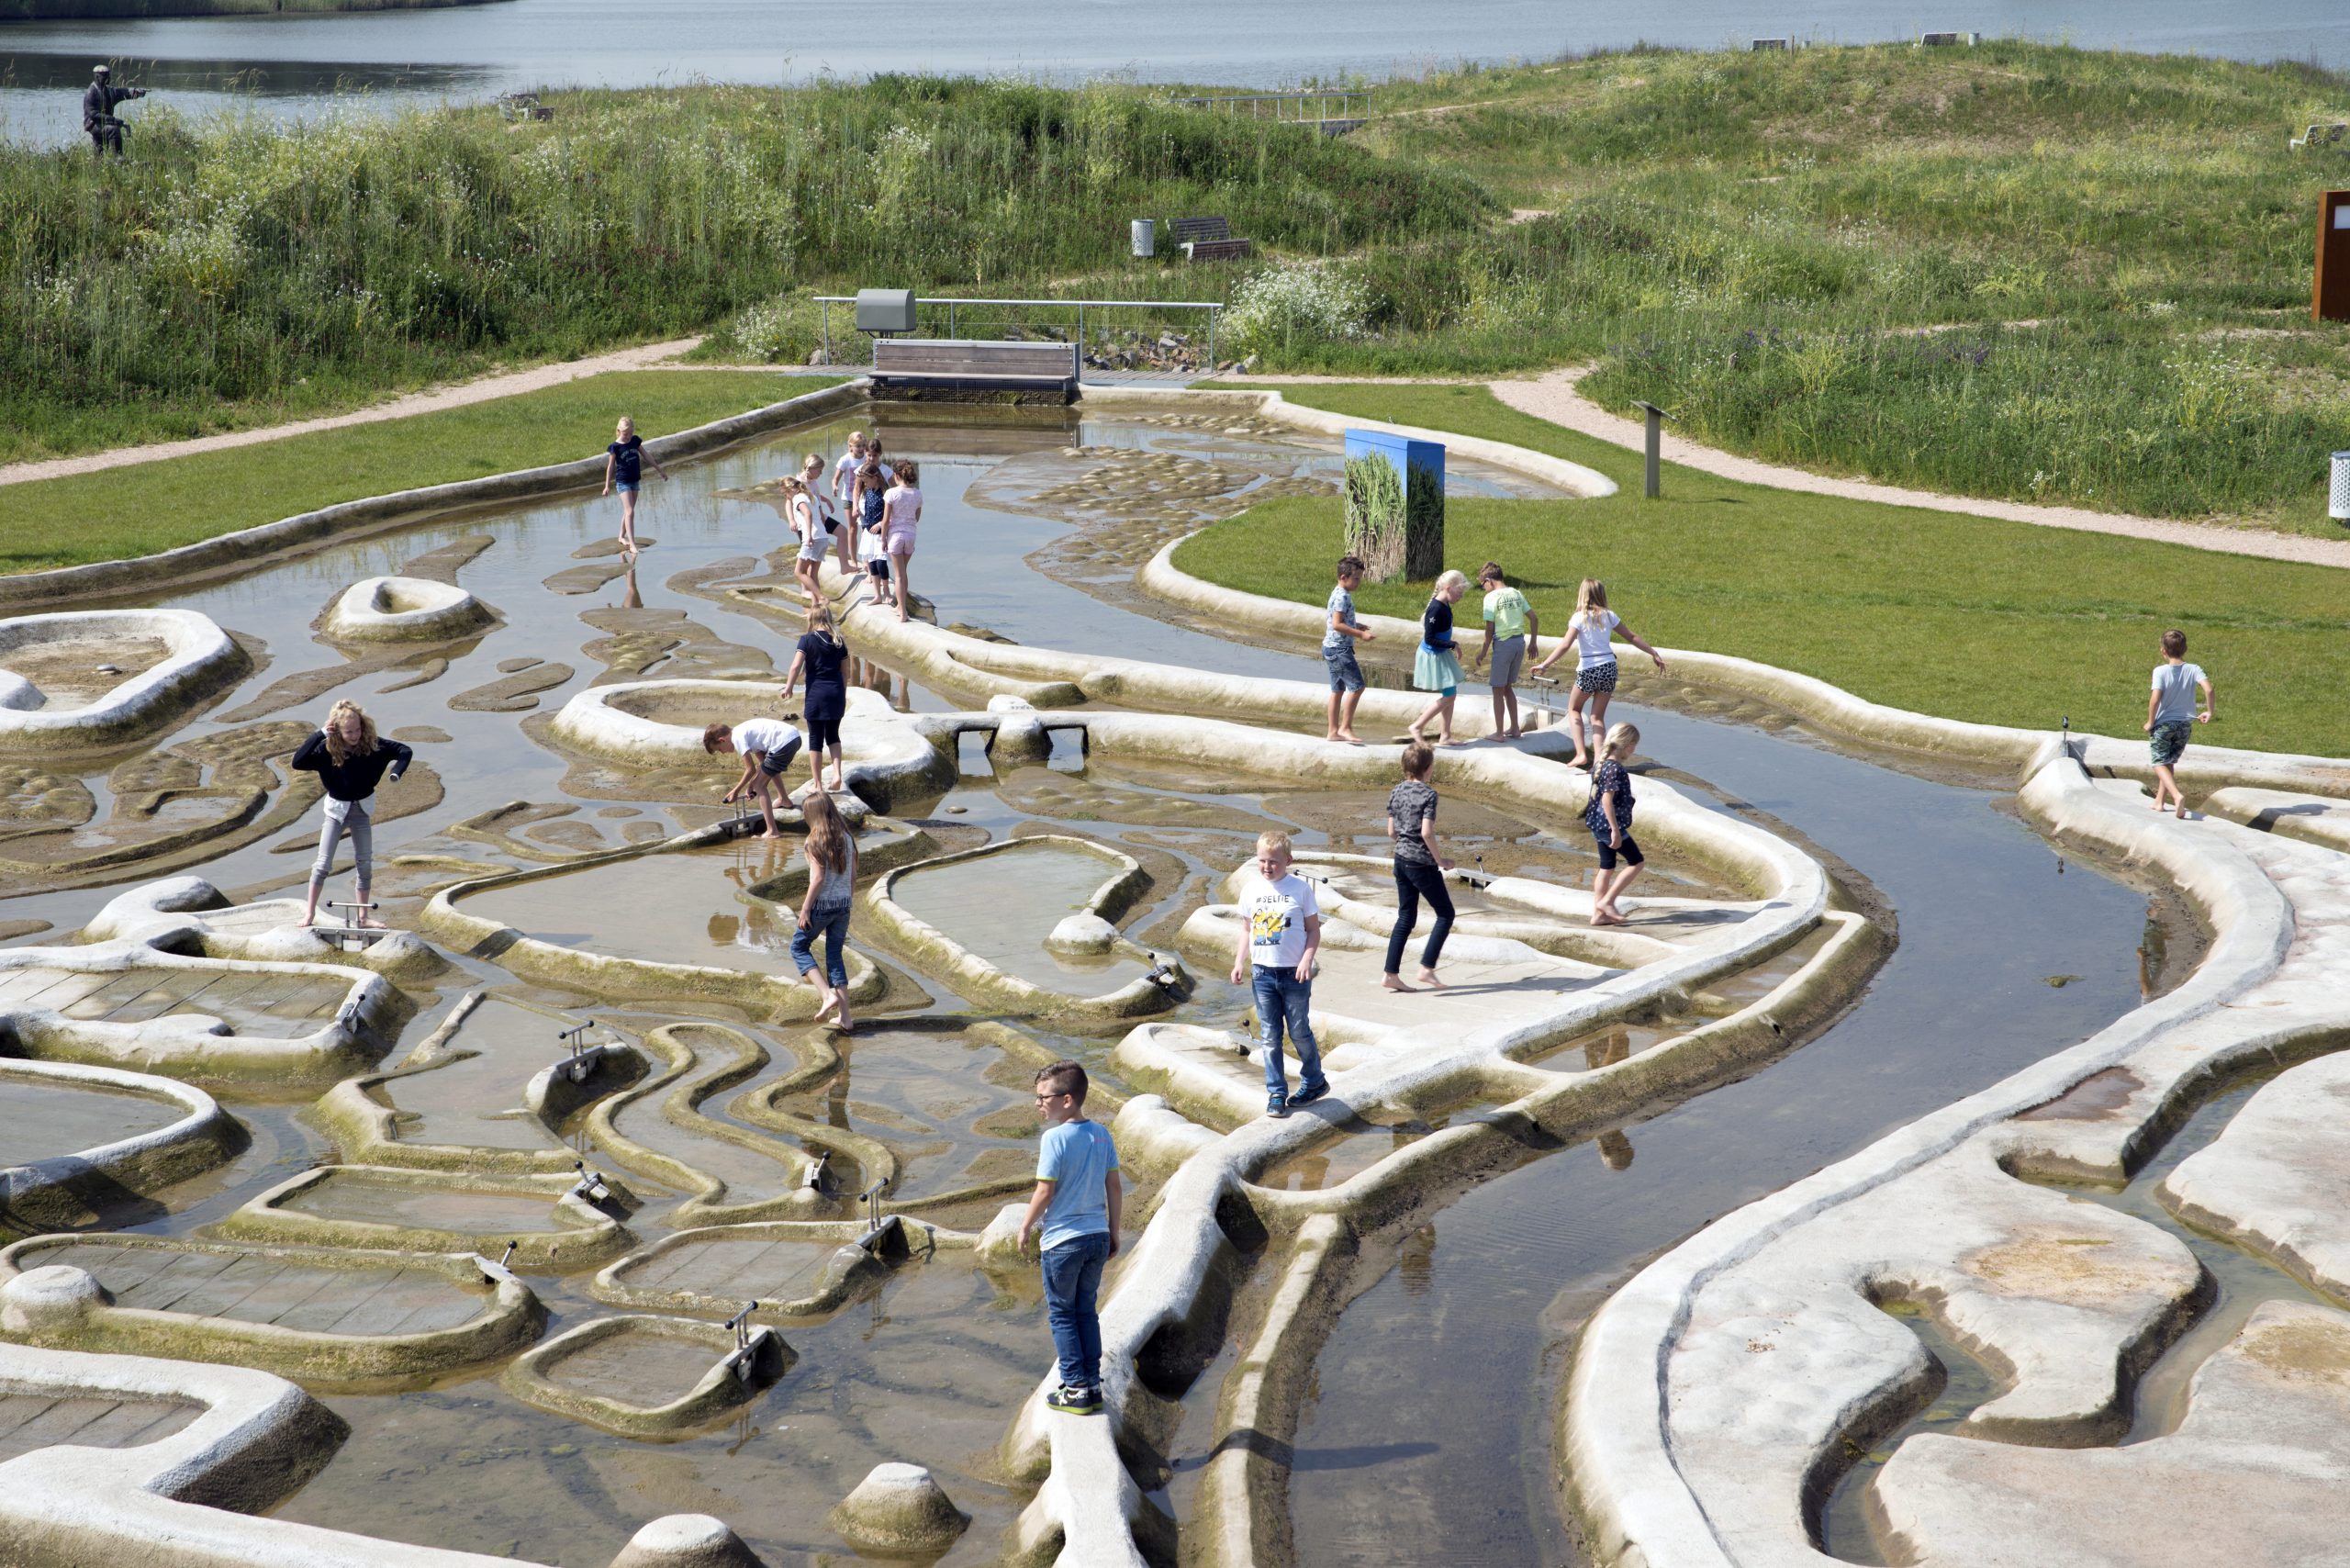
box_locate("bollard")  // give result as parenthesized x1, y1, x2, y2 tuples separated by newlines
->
(1632, 401, 1672, 499)
(2332, 450, 2350, 522)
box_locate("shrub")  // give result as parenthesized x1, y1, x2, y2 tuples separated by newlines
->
(1225, 262, 1371, 358)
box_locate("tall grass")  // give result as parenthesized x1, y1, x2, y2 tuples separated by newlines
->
(0, 77, 1490, 460)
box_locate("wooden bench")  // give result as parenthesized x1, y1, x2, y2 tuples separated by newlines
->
(1183, 237, 1254, 263)
(1169, 216, 1232, 245)
(870, 338, 1078, 397)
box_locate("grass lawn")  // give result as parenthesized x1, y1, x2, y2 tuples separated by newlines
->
(1183, 384, 2350, 758)
(0, 371, 831, 576)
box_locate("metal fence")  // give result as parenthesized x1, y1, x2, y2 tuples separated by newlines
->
(812, 296, 1225, 376)
(1168, 90, 1372, 127)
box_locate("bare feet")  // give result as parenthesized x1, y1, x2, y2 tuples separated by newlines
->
(758, 829, 787, 840)
(1337, 731, 1363, 745)
(826, 776, 846, 792)
(1416, 969, 1448, 989)
(1405, 729, 1427, 745)
(835, 1013, 853, 1034)
(1439, 736, 1470, 748)
(1381, 974, 1415, 992)
(299, 915, 317, 929)
(812, 992, 841, 1023)
(1591, 911, 1626, 927)
(357, 916, 387, 930)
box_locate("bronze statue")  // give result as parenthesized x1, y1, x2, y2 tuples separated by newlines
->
(83, 63, 146, 157)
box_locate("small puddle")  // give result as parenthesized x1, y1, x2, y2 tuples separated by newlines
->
(0, 1072, 185, 1164)
(375, 996, 579, 1154)
(1253, 1111, 1449, 1193)
(889, 840, 1152, 992)
(765, 1023, 1035, 1205)
(282, 1171, 567, 1236)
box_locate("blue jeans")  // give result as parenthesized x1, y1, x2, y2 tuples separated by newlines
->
(791, 905, 850, 987)
(1251, 965, 1326, 1103)
(1042, 1230, 1112, 1392)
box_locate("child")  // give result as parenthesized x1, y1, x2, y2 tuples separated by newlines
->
(2144, 628, 2214, 814)
(793, 787, 859, 1031)
(704, 717, 805, 840)
(1323, 554, 1375, 744)
(292, 700, 411, 929)
(1475, 561, 1539, 741)
(882, 459, 923, 624)
(1407, 570, 1470, 747)
(831, 430, 869, 516)
(783, 472, 829, 606)
(1584, 722, 1645, 926)
(1532, 578, 1667, 769)
(1382, 741, 1455, 991)
(600, 415, 670, 554)
(1228, 830, 1330, 1119)
(853, 458, 893, 608)
(783, 604, 850, 793)
(1016, 1059, 1123, 1417)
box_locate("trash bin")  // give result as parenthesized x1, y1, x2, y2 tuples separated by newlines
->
(2333, 451, 2350, 523)
(1131, 218, 1155, 259)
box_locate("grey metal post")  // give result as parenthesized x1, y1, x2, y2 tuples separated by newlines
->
(1077, 302, 1085, 365)
(1633, 400, 1672, 499)
(949, 300, 957, 337)
(1207, 307, 1216, 372)
(820, 299, 830, 366)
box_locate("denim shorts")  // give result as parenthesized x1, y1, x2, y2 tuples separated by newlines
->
(1323, 641, 1365, 694)
(616, 480, 640, 495)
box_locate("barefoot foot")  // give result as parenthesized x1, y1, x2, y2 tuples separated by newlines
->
(1416, 969, 1448, 989)
(1380, 975, 1415, 992)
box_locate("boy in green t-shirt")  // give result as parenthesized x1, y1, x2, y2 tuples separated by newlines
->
(1476, 561, 1539, 741)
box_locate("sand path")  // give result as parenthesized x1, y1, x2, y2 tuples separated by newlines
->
(0, 336, 706, 488)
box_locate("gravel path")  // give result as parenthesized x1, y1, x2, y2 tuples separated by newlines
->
(0, 337, 706, 488)
(1491, 366, 2350, 570)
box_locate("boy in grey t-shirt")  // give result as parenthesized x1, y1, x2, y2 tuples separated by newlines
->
(1323, 554, 1374, 745)
(2143, 627, 2213, 816)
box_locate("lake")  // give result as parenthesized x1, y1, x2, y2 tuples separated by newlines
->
(5, 0, 2347, 147)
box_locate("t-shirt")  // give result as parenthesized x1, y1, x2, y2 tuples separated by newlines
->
(1585, 757, 1635, 835)
(733, 716, 798, 761)
(1483, 586, 1532, 642)
(1324, 584, 1361, 653)
(1240, 870, 1319, 969)
(608, 435, 643, 486)
(1036, 1118, 1119, 1251)
(2152, 662, 2207, 725)
(1569, 609, 1622, 670)
(832, 451, 863, 504)
(1421, 598, 1454, 651)
(1389, 779, 1438, 866)
(881, 484, 922, 538)
(808, 837, 857, 911)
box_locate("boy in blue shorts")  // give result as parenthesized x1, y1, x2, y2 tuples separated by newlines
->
(1018, 1058, 1122, 1416)
(1323, 555, 1374, 745)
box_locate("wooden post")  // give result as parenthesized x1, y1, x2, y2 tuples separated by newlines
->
(1633, 401, 1672, 499)
(2318, 190, 2350, 323)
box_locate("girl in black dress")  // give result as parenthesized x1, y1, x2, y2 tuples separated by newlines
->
(783, 604, 850, 792)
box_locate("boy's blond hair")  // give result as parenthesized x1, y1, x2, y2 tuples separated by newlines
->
(1602, 722, 1641, 759)
(1255, 829, 1294, 858)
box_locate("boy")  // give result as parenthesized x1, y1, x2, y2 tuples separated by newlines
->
(1017, 1059, 1122, 1417)
(1323, 555, 1375, 745)
(1228, 830, 1329, 1119)
(2143, 629, 2213, 815)
(1476, 561, 1539, 741)
(703, 717, 805, 839)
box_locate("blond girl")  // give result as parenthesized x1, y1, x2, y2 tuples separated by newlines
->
(1533, 578, 1667, 769)
(1583, 722, 1644, 925)
(1407, 569, 1470, 747)
(292, 700, 412, 928)
(600, 415, 670, 554)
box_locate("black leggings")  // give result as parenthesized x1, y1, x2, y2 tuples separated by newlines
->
(1384, 857, 1456, 975)
(806, 715, 842, 751)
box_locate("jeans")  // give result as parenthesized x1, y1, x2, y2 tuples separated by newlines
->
(309, 802, 373, 891)
(1383, 857, 1456, 975)
(791, 904, 851, 987)
(1041, 1230, 1113, 1392)
(1251, 965, 1326, 1103)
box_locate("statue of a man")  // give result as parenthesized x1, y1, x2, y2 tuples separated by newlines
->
(83, 63, 147, 158)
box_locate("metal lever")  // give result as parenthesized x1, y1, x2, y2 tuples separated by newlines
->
(859, 1178, 890, 1234)
(803, 1150, 830, 1193)
(570, 1160, 610, 1204)
(556, 1021, 599, 1081)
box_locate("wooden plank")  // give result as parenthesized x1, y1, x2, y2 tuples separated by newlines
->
(43, 1241, 178, 1294)
(0, 969, 114, 1013)
(354, 1275, 485, 1338)
(103, 1248, 241, 1310)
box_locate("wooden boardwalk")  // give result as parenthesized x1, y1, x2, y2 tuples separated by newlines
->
(0, 963, 350, 1032)
(40, 1240, 484, 1338)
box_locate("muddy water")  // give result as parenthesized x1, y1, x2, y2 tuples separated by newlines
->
(458, 845, 809, 975)
(0, 402, 2186, 1567)
(0, 1072, 185, 1163)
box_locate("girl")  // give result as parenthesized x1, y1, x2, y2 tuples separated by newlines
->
(1532, 578, 1667, 769)
(292, 700, 412, 929)
(788, 457, 838, 604)
(793, 787, 859, 1031)
(1584, 722, 1644, 926)
(600, 416, 670, 554)
(853, 458, 893, 609)
(1381, 741, 1456, 991)
(783, 604, 850, 793)
(881, 459, 923, 624)
(1408, 570, 1470, 747)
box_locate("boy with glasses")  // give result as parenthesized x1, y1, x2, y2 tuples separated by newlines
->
(1017, 1059, 1122, 1415)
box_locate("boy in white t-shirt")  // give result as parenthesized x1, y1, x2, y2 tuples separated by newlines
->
(1227, 830, 1330, 1118)
(2143, 627, 2213, 816)
(702, 716, 805, 839)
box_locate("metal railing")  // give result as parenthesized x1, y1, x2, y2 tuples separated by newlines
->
(812, 296, 1225, 375)
(1169, 90, 1371, 126)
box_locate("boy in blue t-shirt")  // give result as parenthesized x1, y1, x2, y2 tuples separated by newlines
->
(1017, 1058, 1122, 1416)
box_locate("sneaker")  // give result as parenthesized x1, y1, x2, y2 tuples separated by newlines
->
(1266, 1097, 1291, 1119)
(1046, 1384, 1102, 1415)
(1288, 1079, 1331, 1108)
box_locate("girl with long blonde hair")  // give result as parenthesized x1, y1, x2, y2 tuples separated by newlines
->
(600, 415, 669, 555)
(1533, 577, 1668, 769)
(792, 786, 859, 1031)
(291, 700, 413, 929)
(1407, 569, 1470, 747)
